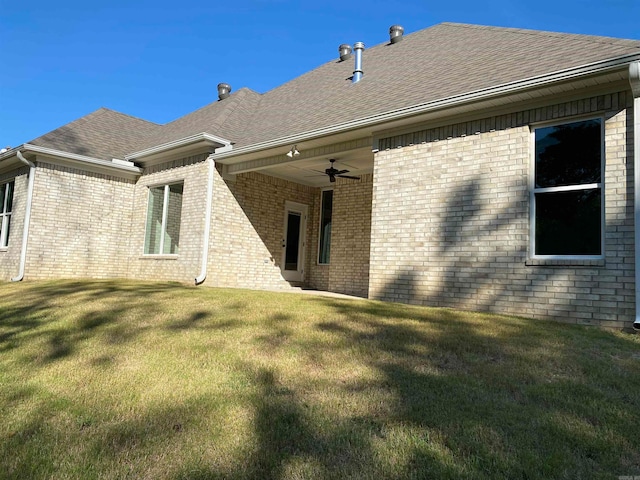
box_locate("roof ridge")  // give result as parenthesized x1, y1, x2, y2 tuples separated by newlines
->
(96, 107, 163, 126)
(439, 22, 640, 47)
(206, 88, 263, 134)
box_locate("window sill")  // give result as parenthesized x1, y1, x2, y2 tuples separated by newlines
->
(526, 258, 605, 267)
(0, 247, 7, 253)
(140, 254, 179, 260)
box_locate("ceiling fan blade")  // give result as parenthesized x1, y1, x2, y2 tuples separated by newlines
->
(337, 175, 360, 180)
(336, 169, 350, 175)
(329, 175, 336, 183)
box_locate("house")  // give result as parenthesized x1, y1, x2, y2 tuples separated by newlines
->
(1, 23, 640, 330)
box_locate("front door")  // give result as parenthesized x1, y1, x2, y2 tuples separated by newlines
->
(281, 201, 308, 282)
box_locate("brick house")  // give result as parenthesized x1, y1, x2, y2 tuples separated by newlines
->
(1, 23, 640, 330)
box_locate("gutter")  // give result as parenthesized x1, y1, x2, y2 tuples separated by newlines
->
(8, 144, 142, 179)
(125, 133, 232, 162)
(629, 61, 640, 331)
(213, 53, 640, 162)
(11, 151, 35, 282)
(194, 143, 233, 285)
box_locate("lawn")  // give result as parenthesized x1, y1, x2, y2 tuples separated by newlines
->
(0, 279, 639, 479)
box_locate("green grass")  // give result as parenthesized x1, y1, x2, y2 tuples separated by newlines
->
(0, 279, 639, 479)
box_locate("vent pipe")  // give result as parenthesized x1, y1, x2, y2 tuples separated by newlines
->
(352, 42, 364, 83)
(389, 25, 404, 44)
(217, 83, 231, 101)
(339, 44, 352, 61)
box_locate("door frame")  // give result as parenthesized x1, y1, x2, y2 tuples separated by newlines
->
(281, 201, 308, 282)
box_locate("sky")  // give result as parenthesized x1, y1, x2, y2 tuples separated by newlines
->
(0, 0, 638, 148)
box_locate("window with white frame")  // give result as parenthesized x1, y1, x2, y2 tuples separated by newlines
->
(532, 118, 603, 257)
(0, 180, 14, 248)
(144, 183, 184, 255)
(318, 189, 333, 264)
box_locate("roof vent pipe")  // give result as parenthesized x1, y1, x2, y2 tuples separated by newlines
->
(352, 42, 364, 83)
(389, 25, 404, 44)
(339, 44, 352, 61)
(217, 83, 231, 101)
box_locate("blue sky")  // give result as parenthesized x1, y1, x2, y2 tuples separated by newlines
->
(1, 0, 638, 148)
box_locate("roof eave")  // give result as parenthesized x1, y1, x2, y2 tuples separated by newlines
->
(214, 52, 640, 162)
(1, 144, 143, 180)
(125, 132, 232, 163)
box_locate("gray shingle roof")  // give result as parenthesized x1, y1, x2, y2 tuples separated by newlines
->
(26, 23, 640, 160)
(29, 108, 163, 160)
(232, 22, 640, 148)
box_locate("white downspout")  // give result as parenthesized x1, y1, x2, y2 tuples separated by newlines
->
(194, 143, 232, 286)
(629, 61, 640, 330)
(11, 151, 36, 282)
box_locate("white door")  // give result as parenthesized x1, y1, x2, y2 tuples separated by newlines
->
(281, 201, 308, 282)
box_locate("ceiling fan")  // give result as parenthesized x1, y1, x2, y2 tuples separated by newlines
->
(324, 159, 360, 183)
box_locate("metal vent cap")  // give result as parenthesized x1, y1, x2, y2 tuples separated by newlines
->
(339, 44, 352, 61)
(217, 83, 232, 101)
(389, 25, 404, 44)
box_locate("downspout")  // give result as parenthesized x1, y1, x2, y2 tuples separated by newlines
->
(194, 143, 232, 285)
(630, 61, 640, 330)
(11, 150, 36, 282)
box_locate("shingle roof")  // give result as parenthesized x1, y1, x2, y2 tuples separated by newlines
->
(231, 22, 640, 148)
(133, 87, 263, 151)
(29, 108, 162, 160)
(26, 23, 640, 159)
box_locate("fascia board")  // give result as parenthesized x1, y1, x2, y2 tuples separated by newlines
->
(124, 133, 232, 162)
(22, 144, 143, 180)
(214, 53, 640, 162)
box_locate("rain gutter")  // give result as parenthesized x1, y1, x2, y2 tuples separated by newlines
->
(11, 151, 35, 282)
(629, 61, 640, 330)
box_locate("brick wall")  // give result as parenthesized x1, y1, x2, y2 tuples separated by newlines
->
(25, 161, 134, 279)
(328, 174, 373, 297)
(370, 91, 635, 329)
(206, 170, 318, 290)
(0, 167, 29, 280)
(127, 154, 208, 281)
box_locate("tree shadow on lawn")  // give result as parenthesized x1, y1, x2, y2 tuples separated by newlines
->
(0, 280, 246, 364)
(305, 296, 640, 478)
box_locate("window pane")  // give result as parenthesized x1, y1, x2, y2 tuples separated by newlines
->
(144, 187, 165, 254)
(5, 181, 13, 212)
(318, 190, 333, 264)
(163, 183, 183, 254)
(535, 119, 601, 188)
(535, 189, 601, 255)
(285, 212, 301, 270)
(1, 216, 9, 247)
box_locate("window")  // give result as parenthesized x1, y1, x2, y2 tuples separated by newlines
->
(318, 189, 333, 264)
(0, 180, 14, 248)
(144, 183, 183, 255)
(532, 118, 603, 257)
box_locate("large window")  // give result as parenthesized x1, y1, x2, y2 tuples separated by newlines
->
(144, 183, 183, 255)
(0, 180, 14, 248)
(318, 189, 333, 264)
(532, 118, 603, 257)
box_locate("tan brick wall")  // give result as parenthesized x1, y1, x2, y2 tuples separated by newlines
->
(206, 170, 318, 290)
(328, 174, 373, 297)
(25, 161, 134, 279)
(127, 154, 208, 282)
(370, 91, 635, 329)
(0, 167, 29, 280)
